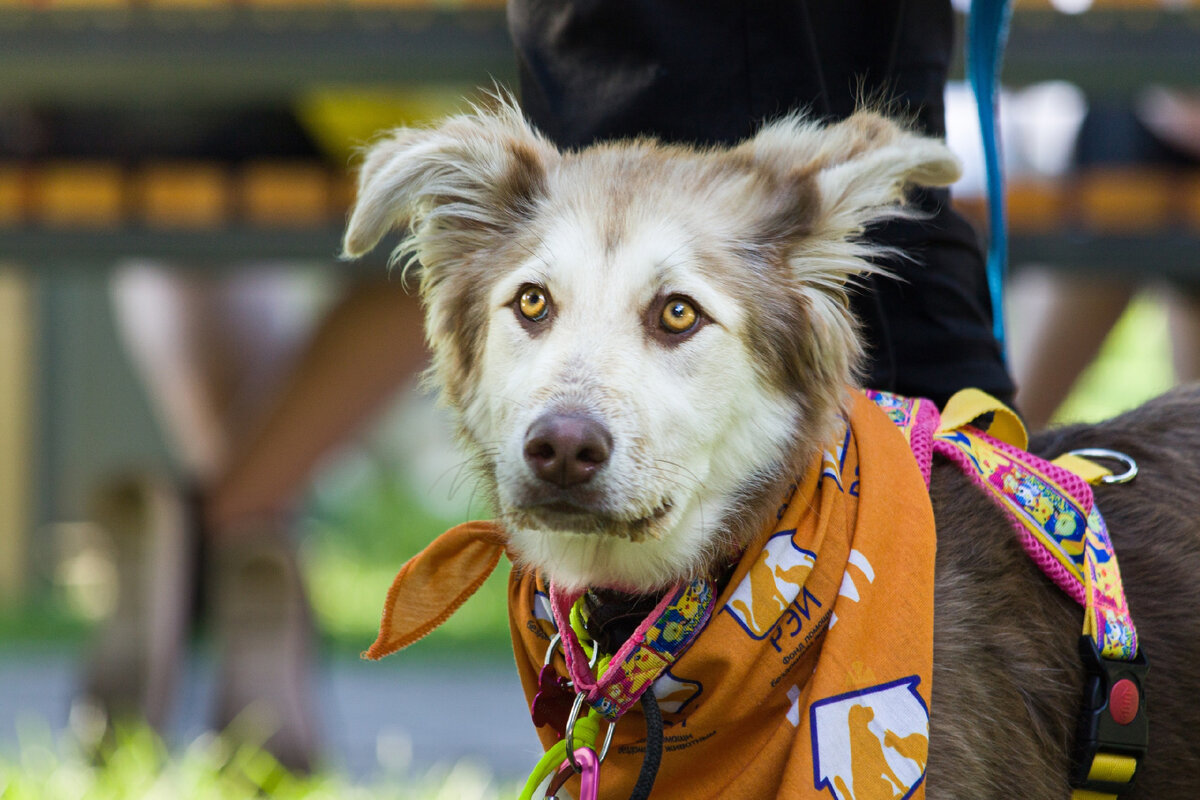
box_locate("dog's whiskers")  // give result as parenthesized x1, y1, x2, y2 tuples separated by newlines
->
(431, 446, 498, 505)
(496, 394, 537, 414)
(652, 458, 707, 492)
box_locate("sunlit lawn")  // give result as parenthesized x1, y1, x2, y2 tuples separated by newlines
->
(1049, 294, 1176, 426)
(0, 721, 517, 800)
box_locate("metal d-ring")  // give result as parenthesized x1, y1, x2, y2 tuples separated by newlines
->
(563, 691, 618, 770)
(597, 717, 616, 763)
(544, 633, 562, 667)
(564, 692, 588, 773)
(1065, 448, 1139, 484)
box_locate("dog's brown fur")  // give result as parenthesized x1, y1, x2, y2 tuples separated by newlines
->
(343, 99, 1200, 797)
(923, 385, 1200, 798)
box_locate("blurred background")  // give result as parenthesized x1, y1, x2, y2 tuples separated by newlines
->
(0, 0, 1197, 797)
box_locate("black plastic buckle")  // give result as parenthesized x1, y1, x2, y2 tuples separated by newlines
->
(1070, 635, 1149, 795)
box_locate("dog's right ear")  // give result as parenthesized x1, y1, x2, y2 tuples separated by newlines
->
(341, 101, 556, 266)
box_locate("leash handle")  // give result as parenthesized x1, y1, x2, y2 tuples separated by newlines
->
(968, 0, 1015, 353)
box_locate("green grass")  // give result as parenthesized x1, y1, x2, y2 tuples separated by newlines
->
(0, 720, 518, 800)
(299, 446, 512, 658)
(1051, 295, 1176, 426)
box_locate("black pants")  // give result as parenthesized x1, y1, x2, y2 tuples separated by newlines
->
(508, 0, 1013, 407)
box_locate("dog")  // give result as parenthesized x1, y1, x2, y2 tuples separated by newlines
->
(342, 99, 1200, 798)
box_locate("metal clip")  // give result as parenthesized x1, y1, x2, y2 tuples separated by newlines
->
(1064, 448, 1138, 484)
(544, 633, 562, 667)
(564, 692, 617, 771)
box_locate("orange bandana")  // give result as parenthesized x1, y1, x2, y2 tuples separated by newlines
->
(369, 392, 937, 798)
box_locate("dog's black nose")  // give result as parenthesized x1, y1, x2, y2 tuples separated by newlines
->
(523, 412, 612, 487)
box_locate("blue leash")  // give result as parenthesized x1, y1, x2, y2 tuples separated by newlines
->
(967, 0, 1014, 354)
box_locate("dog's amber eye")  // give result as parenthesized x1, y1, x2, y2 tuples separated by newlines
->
(518, 285, 550, 321)
(660, 297, 698, 334)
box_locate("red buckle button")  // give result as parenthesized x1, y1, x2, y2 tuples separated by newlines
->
(1109, 678, 1140, 725)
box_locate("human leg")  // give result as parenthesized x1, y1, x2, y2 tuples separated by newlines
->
(109, 263, 322, 478)
(205, 278, 425, 533)
(85, 264, 322, 738)
(195, 278, 423, 771)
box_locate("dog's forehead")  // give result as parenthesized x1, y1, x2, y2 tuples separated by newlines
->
(520, 146, 775, 299)
(551, 144, 765, 229)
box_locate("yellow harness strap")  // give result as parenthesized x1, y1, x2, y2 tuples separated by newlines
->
(1071, 751, 1140, 799)
(1052, 453, 1114, 485)
(939, 387, 1118, 486)
(937, 387, 1029, 448)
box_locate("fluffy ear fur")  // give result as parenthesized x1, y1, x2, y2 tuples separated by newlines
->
(340, 99, 557, 269)
(808, 111, 961, 243)
(735, 110, 962, 287)
(341, 100, 557, 406)
(728, 111, 962, 429)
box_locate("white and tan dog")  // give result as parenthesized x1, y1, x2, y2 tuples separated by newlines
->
(343, 99, 1200, 797)
(343, 101, 958, 592)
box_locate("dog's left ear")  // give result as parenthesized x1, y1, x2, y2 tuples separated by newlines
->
(736, 110, 962, 278)
(726, 111, 962, 419)
(808, 111, 961, 236)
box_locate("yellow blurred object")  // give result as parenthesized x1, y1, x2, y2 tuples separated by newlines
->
(1007, 179, 1067, 234)
(1077, 168, 1174, 232)
(143, 0, 228, 8)
(37, 162, 125, 228)
(0, 165, 24, 226)
(137, 162, 232, 228)
(240, 161, 332, 226)
(46, 0, 127, 8)
(1184, 174, 1200, 230)
(295, 86, 478, 164)
(247, 0, 329, 7)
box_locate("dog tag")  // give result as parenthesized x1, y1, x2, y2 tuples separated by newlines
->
(531, 665, 574, 735)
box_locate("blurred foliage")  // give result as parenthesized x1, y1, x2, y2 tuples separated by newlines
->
(0, 719, 516, 800)
(1052, 294, 1175, 425)
(300, 436, 512, 658)
(0, 602, 91, 645)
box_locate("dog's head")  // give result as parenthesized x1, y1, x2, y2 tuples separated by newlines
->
(343, 98, 959, 594)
